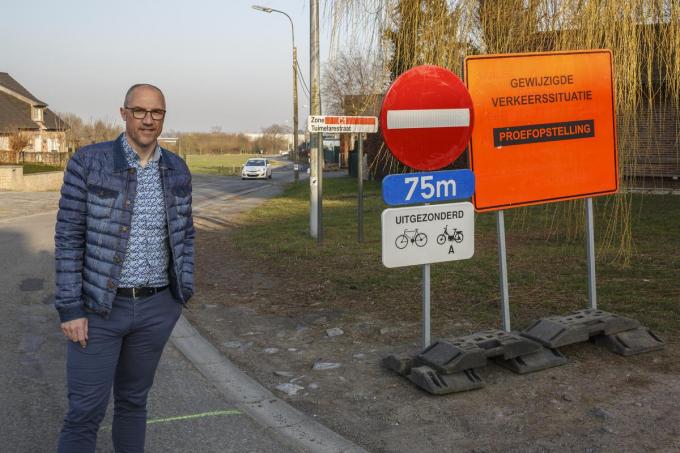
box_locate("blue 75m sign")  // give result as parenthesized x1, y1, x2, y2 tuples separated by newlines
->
(382, 169, 475, 206)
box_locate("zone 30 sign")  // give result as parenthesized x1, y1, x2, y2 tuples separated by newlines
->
(307, 116, 378, 133)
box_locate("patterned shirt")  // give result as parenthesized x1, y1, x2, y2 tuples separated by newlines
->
(118, 134, 170, 287)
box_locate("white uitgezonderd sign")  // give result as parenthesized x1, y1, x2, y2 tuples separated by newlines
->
(307, 116, 378, 133)
(381, 202, 474, 268)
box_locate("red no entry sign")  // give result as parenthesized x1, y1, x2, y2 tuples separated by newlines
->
(380, 65, 474, 170)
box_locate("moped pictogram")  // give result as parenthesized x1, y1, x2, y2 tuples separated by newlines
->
(436, 226, 463, 245)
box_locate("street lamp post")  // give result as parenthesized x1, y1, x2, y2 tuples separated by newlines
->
(252, 5, 299, 182)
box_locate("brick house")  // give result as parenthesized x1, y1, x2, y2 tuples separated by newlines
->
(0, 72, 68, 157)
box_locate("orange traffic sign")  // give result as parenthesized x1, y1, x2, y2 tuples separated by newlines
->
(464, 50, 618, 212)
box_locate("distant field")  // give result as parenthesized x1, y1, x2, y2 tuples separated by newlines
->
(186, 154, 286, 176)
(22, 164, 63, 174)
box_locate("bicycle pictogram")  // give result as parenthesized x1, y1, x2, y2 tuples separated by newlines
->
(395, 229, 428, 249)
(436, 226, 464, 245)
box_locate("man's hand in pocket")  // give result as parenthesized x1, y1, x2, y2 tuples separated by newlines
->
(61, 318, 89, 348)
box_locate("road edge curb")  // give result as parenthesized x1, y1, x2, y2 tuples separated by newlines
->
(170, 315, 368, 453)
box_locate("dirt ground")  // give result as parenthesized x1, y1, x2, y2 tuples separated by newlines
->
(185, 225, 680, 453)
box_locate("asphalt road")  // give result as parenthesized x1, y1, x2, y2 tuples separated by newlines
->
(0, 159, 305, 452)
(192, 160, 303, 207)
(191, 159, 308, 230)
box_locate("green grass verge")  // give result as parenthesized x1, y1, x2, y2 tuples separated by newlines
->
(230, 177, 680, 334)
(186, 154, 286, 175)
(22, 164, 63, 174)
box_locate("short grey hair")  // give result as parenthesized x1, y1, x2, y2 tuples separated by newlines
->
(124, 83, 165, 107)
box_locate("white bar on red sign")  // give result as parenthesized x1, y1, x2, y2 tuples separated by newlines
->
(386, 108, 470, 130)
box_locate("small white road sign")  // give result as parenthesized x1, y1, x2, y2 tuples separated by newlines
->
(381, 202, 474, 268)
(308, 116, 378, 133)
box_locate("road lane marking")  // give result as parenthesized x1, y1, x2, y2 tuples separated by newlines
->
(147, 409, 242, 425)
(100, 409, 242, 431)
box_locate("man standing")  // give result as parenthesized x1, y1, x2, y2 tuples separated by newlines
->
(55, 84, 194, 452)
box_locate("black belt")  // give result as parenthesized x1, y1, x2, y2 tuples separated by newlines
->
(117, 285, 168, 299)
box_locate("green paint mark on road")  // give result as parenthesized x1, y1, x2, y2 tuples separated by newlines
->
(147, 409, 242, 425)
(100, 409, 242, 431)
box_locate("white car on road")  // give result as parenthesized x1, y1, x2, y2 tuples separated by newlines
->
(241, 158, 272, 180)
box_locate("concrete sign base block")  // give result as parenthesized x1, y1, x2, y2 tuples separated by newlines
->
(594, 327, 665, 356)
(382, 353, 416, 376)
(521, 309, 640, 348)
(383, 329, 567, 395)
(416, 329, 543, 374)
(494, 347, 567, 374)
(415, 341, 487, 374)
(384, 312, 663, 396)
(383, 353, 485, 394)
(408, 366, 484, 395)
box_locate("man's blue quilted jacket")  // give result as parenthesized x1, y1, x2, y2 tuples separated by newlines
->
(54, 134, 195, 322)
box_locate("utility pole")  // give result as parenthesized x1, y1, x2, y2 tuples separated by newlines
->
(309, 0, 322, 243)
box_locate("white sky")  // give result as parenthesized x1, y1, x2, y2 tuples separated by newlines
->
(0, 0, 331, 133)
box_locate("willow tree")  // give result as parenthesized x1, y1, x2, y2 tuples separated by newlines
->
(329, 0, 680, 264)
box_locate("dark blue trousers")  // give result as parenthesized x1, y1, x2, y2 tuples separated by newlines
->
(58, 288, 182, 453)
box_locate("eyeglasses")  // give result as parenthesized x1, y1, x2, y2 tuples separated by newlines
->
(124, 107, 166, 120)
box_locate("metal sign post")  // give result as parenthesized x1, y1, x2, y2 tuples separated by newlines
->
(422, 201, 430, 348)
(382, 202, 475, 348)
(357, 134, 364, 242)
(422, 263, 431, 347)
(309, 135, 319, 239)
(316, 132, 323, 245)
(496, 210, 511, 332)
(585, 197, 597, 309)
(307, 116, 378, 244)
